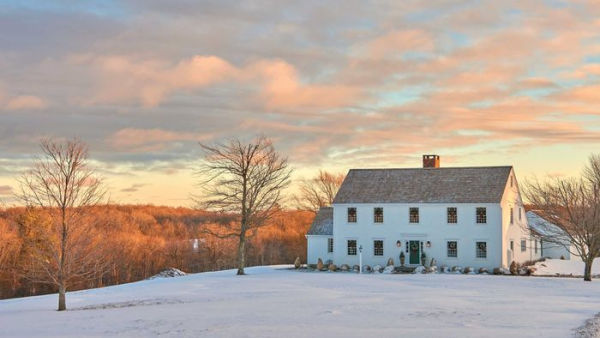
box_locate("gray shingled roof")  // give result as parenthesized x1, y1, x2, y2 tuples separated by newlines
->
(306, 207, 333, 235)
(333, 166, 512, 204)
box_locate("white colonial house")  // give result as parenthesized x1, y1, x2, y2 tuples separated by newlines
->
(306, 155, 541, 270)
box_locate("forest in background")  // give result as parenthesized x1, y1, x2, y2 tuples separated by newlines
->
(0, 205, 313, 299)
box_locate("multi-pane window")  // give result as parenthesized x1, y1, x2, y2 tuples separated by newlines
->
(510, 208, 514, 224)
(374, 207, 383, 223)
(447, 207, 457, 223)
(447, 241, 458, 258)
(347, 207, 357, 223)
(373, 240, 384, 256)
(521, 239, 526, 252)
(476, 207, 487, 224)
(327, 238, 333, 253)
(347, 240, 357, 255)
(476, 241, 487, 258)
(534, 239, 538, 254)
(409, 207, 419, 223)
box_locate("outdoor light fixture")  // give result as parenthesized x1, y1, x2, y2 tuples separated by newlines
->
(426, 241, 431, 248)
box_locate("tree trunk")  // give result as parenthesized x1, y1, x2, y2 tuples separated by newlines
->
(584, 259, 593, 282)
(58, 284, 66, 311)
(237, 231, 246, 275)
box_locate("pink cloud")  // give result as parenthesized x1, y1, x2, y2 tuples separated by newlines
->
(81, 55, 360, 109)
(108, 128, 212, 152)
(1, 94, 46, 110)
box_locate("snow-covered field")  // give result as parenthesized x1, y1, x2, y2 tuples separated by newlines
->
(533, 258, 600, 277)
(1, 265, 600, 337)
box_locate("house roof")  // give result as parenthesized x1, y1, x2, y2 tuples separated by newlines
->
(333, 166, 512, 204)
(306, 207, 333, 236)
(526, 211, 570, 243)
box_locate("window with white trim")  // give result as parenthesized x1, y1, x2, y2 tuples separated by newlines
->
(374, 207, 383, 223)
(327, 238, 333, 253)
(409, 207, 419, 223)
(521, 239, 526, 252)
(447, 241, 458, 258)
(347, 207, 357, 223)
(347, 240, 357, 255)
(373, 240, 384, 256)
(476, 241, 487, 258)
(476, 207, 487, 224)
(534, 239, 538, 254)
(447, 207, 457, 224)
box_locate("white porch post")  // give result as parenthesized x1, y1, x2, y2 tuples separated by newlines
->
(359, 245, 363, 274)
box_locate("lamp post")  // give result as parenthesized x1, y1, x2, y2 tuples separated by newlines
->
(359, 245, 363, 274)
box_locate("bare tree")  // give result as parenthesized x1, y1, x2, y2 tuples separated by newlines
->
(524, 154, 600, 281)
(17, 138, 106, 310)
(197, 136, 292, 275)
(293, 170, 345, 213)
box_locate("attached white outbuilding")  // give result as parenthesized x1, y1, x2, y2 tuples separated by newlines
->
(527, 210, 576, 260)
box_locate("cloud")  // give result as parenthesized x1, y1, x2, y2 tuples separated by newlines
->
(108, 128, 212, 152)
(0, 185, 13, 196)
(120, 183, 146, 193)
(81, 54, 360, 109)
(0, 91, 47, 111)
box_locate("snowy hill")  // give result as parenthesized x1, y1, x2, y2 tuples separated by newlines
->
(1, 265, 600, 337)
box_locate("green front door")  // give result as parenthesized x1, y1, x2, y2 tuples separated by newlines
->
(409, 241, 420, 264)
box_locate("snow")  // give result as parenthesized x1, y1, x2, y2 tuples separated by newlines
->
(1, 265, 600, 337)
(533, 258, 600, 277)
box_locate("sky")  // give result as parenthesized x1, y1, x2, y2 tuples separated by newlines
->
(1, 0, 600, 206)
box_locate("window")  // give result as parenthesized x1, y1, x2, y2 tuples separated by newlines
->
(409, 207, 419, 223)
(447, 241, 458, 258)
(519, 208, 522, 221)
(374, 207, 383, 223)
(510, 240, 514, 251)
(510, 175, 513, 187)
(347, 240, 357, 255)
(347, 207, 357, 223)
(476, 241, 487, 258)
(327, 238, 333, 253)
(510, 208, 514, 224)
(534, 240, 538, 254)
(373, 240, 384, 256)
(447, 207, 457, 223)
(476, 207, 487, 224)
(521, 239, 526, 252)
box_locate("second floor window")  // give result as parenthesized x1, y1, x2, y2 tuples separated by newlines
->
(447, 207, 457, 223)
(510, 208, 514, 224)
(519, 207, 522, 221)
(476, 207, 487, 224)
(327, 238, 333, 253)
(447, 241, 458, 258)
(409, 207, 419, 223)
(476, 241, 487, 258)
(373, 240, 383, 256)
(347, 240, 357, 255)
(347, 207, 357, 223)
(521, 239, 526, 252)
(374, 207, 383, 223)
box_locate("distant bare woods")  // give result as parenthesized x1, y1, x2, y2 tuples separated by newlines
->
(0, 204, 312, 299)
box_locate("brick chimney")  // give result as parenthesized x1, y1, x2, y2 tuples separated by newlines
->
(423, 155, 440, 168)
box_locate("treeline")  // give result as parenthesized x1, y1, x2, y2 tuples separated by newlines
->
(0, 205, 312, 299)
